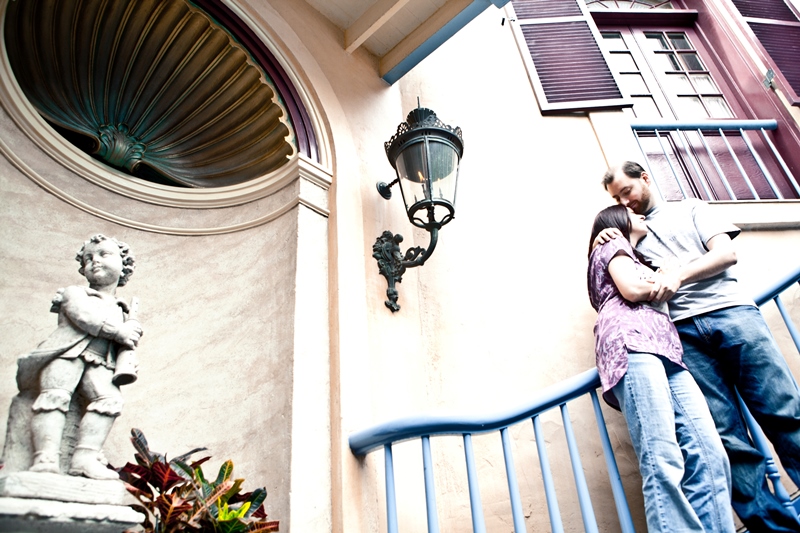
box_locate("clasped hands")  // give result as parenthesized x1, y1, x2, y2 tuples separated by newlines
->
(594, 228, 680, 304)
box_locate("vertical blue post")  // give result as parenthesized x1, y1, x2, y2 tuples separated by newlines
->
(775, 295, 800, 352)
(501, 427, 527, 532)
(561, 404, 599, 533)
(385, 444, 399, 533)
(532, 415, 564, 533)
(736, 393, 793, 506)
(463, 434, 487, 533)
(590, 390, 635, 533)
(421, 436, 440, 533)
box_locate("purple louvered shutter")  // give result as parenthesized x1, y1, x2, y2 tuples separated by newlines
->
(731, 0, 800, 101)
(512, 0, 627, 113)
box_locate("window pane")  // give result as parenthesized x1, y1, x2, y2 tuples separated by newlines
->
(601, 33, 627, 51)
(619, 73, 649, 94)
(705, 96, 733, 118)
(679, 53, 705, 71)
(692, 74, 717, 92)
(644, 33, 669, 50)
(664, 73, 692, 93)
(632, 96, 662, 118)
(607, 52, 638, 71)
(652, 52, 681, 71)
(675, 96, 708, 118)
(667, 33, 692, 50)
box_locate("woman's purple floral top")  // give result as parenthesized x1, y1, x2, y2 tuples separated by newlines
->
(588, 238, 684, 409)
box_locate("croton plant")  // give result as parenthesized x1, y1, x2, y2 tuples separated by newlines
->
(119, 428, 279, 533)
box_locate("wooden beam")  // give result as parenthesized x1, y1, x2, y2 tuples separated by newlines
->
(345, 0, 412, 53)
(380, 0, 475, 81)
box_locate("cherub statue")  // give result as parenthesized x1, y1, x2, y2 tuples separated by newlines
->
(17, 234, 142, 480)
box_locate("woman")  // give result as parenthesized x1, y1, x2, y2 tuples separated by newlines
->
(588, 205, 735, 532)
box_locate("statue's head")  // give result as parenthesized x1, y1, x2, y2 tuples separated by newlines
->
(76, 234, 136, 287)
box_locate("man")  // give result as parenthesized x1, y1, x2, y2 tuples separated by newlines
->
(597, 161, 800, 532)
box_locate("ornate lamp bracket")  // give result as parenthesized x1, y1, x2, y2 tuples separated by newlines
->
(372, 227, 438, 312)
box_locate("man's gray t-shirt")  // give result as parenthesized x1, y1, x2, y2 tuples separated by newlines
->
(636, 198, 754, 321)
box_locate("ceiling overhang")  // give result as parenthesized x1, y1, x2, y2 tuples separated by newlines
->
(307, 0, 512, 84)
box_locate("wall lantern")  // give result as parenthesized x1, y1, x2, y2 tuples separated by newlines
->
(372, 107, 464, 312)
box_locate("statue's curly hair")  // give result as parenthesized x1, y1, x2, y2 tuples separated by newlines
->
(76, 234, 136, 286)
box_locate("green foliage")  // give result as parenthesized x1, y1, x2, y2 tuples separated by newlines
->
(120, 428, 279, 533)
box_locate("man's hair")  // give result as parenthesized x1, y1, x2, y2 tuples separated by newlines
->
(76, 234, 136, 286)
(602, 161, 646, 190)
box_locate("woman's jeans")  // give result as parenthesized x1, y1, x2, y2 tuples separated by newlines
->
(675, 305, 800, 532)
(612, 352, 735, 532)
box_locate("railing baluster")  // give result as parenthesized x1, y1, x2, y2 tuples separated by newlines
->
(739, 128, 782, 198)
(633, 133, 666, 200)
(655, 130, 691, 198)
(676, 130, 714, 199)
(463, 434, 487, 533)
(774, 295, 800, 353)
(421, 436, 440, 533)
(533, 415, 564, 533)
(736, 394, 794, 506)
(718, 128, 760, 199)
(385, 444, 399, 533)
(758, 128, 800, 196)
(501, 427, 528, 533)
(561, 404, 599, 533)
(695, 128, 737, 200)
(590, 390, 636, 533)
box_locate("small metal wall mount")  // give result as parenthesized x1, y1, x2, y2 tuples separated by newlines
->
(373, 106, 463, 312)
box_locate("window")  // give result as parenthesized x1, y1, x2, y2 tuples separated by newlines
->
(600, 30, 733, 119)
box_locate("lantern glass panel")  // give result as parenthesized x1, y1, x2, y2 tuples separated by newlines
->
(395, 137, 459, 224)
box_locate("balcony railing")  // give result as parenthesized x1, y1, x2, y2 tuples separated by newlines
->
(630, 119, 800, 201)
(350, 265, 800, 532)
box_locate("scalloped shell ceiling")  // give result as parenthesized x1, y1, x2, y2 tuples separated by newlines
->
(4, 0, 296, 188)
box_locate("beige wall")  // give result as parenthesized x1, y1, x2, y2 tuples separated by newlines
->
(1, 0, 799, 532)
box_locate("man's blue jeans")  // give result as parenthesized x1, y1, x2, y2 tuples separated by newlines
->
(675, 305, 800, 532)
(612, 352, 735, 532)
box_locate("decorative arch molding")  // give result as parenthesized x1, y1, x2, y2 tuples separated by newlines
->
(0, 0, 332, 234)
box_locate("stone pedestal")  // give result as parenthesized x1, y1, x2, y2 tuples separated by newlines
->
(0, 472, 144, 532)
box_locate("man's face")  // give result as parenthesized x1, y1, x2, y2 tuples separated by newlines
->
(83, 239, 123, 288)
(606, 170, 652, 215)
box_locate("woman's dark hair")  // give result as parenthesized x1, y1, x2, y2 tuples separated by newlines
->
(588, 204, 650, 264)
(589, 205, 630, 257)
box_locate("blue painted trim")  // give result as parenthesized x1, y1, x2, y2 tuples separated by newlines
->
(421, 436, 440, 533)
(590, 390, 636, 533)
(382, 0, 512, 85)
(630, 119, 778, 131)
(349, 368, 601, 454)
(385, 444, 399, 533)
(562, 404, 599, 533)
(501, 428, 527, 532)
(533, 415, 564, 533)
(463, 434, 487, 532)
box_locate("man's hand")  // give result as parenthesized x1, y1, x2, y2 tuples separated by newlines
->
(592, 228, 624, 251)
(652, 269, 680, 303)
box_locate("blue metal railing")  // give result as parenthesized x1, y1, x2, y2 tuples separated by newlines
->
(630, 119, 800, 201)
(350, 264, 800, 532)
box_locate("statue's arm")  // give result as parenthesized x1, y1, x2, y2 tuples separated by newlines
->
(59, 287, 141, 348)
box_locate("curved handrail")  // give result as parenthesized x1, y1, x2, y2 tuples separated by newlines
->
(349, 264, 800, 456)
(753, 264, 800, 306)
(349, 367, 600, 455)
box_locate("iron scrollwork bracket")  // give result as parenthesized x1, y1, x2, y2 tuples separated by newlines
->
(372, 231, 428, 312)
